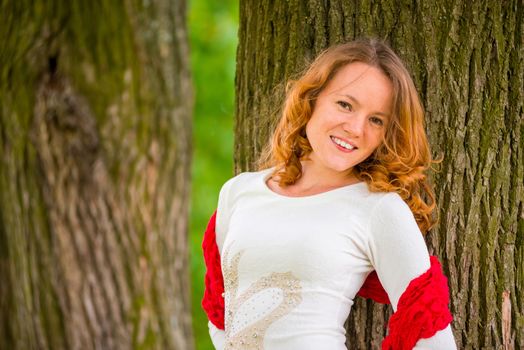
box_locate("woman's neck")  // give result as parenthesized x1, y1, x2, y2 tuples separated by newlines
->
(268, 160, 359, 197)
(296, 160, 358, 190)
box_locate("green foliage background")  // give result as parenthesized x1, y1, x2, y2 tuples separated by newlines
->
(188, 1, 238, 349)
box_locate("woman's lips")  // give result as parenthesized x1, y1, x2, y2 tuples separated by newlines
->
(330, 136, 357, 152)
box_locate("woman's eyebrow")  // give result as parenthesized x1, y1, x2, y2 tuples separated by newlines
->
(339, 94, 390, 117)
(341, 94, 361, 106)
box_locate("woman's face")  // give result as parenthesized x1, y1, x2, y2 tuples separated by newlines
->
(305, 62, 394, 178)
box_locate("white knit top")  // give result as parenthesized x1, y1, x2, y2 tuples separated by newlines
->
(207, 168, 456, 349)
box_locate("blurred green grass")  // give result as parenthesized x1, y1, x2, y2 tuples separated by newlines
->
(188, 1, 238, 349)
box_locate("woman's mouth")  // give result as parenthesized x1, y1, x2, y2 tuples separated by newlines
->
(330, 136, 357, 152)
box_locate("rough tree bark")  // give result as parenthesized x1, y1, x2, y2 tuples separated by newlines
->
(0, 0, 194, 349)
(235, 1, 523, 349)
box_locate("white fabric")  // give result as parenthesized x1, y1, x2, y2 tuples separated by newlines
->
(209, 168, 456, 349)
(208, 321, 226, 349)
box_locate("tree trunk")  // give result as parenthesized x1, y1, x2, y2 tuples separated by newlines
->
(0, 0, 194, 349)
(235, 1, 523, 349)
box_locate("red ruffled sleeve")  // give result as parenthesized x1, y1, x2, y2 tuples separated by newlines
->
(381, 255, 453, 350)
(201, 210, 225, 330)
(357, 256, 453, 349)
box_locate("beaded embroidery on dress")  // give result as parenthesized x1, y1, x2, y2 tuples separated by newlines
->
(222, 244, 303, 349)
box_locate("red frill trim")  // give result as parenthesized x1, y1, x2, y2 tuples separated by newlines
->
(381, 255, 453, 350)
(201, 210, 225, 330)
(356, 271, 391, 304)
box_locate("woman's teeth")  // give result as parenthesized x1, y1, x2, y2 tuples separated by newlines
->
(331, 136, 355, 150)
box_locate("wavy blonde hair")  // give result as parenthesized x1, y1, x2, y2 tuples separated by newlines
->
(257, 38, 438, 233)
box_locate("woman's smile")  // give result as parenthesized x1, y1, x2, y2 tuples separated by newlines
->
(330, 135, 357, 152)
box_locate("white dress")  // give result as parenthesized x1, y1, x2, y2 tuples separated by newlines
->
(207, 168, 457, 349)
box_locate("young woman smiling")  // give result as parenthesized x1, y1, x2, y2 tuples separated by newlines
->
(202, 38, 457, 350)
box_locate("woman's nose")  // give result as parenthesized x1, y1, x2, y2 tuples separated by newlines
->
(342, 114, 365, 137)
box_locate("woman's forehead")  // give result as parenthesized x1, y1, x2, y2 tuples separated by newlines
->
(322, 62, 394, 115)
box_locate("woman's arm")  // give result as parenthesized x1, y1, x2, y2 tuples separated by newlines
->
(367, 193, 457, 349)
(202, 210, 226, 349)
(202, 177, 238, 348)
(414, 326, 456, 350)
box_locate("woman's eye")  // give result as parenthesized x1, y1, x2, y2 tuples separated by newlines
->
(369, 116, 384, 126)
(336, 101, 353, 111)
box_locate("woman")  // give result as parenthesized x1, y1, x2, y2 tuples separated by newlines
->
(202, 38, 457, 349)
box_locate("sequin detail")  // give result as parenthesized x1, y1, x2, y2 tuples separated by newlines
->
(222, 246, 302, 349)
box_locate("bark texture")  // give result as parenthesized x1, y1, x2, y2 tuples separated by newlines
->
(0, 0, 194, 349)
(236, 1, 523, 349)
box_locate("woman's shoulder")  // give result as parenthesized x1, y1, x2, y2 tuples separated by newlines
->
(366, 190, 419, 237)
(374, 191, 409, 211)
(356, 185, 408, 210)
(219, 167, 272, 195)
(351, 184, 405, 211)
(351, 188, 415, 232)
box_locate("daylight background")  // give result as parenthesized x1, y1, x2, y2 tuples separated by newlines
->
(1, 1, 521, 349)
(188, 1, 237, 349)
